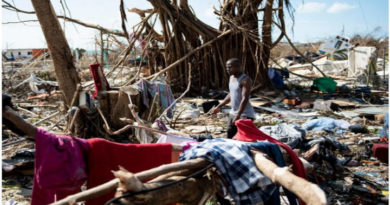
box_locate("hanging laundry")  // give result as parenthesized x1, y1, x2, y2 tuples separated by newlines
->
(31, 129, 89, 205)
(86, 138, 172, 205)
(135, 79, 175, 118)
(180, 138, 277, 205)
(89, 64, 110, 98)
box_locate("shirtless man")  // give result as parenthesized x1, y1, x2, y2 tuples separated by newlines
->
(211, 58, 255, 138)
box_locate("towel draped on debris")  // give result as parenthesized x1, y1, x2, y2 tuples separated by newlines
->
(135, 79, 176, 118)
(31, 129, 172, 205)
(32, 128, 89, 205)
(86, 138, 172, 205)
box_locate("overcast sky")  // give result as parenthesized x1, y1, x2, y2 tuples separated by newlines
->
(1, 0, 388, 50)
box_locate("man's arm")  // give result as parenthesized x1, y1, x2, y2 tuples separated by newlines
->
(233, 77, 252, 121)
(217, 93, 231, 108)
(3, 106, 37, 139)
(210, 93, 231, 115)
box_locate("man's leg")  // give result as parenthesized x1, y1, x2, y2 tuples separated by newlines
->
(226, 116, 237, 139)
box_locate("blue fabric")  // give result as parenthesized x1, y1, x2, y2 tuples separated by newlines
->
(379, 113, 389, 138)
(251, 142, 298, 205)
(268, 68, 284, 90)
(135, 79, 175, 118)
(302, 117, 350, 132)
(179, 138, 276, 205)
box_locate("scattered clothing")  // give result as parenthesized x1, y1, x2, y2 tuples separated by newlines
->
(32, 128, 89, 205)
(233, 119, 307, 180)
(268, 68, 285, 90)
(156, 134, 195, 144)
(227, 115, 254, 139)
(135, 79, 176, 118)
(379, 113, 389, 139)
(259, 123, 305, 149)
(302, 117, 350, 132)
(312, 77, 337, 93)
(349, 125, 368, 134)
(180, 138, 276, 205)
(86, 138, 172, 205)
(372, 143, 388, 162)
(190, 134, 213, 142)
(154, 119, 169, 132)
(233, 119, 307, 205)
(89, 64, 110, 98)
(175, 102, 201, 119)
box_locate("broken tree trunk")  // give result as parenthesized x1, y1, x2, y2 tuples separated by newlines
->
(30, 0, 96, 137)
(30, 0, 142, 138)
(257, 0, 274, 88)
(113, 175, 215, 205)
(30, 0, 80, 106)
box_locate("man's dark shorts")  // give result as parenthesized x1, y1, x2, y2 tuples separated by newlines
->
(227, 115, 254, 139)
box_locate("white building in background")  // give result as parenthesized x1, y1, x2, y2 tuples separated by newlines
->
(3, 48, 48, 61)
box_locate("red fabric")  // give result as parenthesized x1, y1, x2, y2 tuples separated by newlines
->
(86, 138, 172, 205)
(372, 143, 388, 162)
(233, 119, 307, 204)
(89, 64, 110, 98)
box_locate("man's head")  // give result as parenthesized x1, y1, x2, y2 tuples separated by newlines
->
(226, 58, 242, 76)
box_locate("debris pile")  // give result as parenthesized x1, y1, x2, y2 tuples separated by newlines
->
(2, 0, 388, 204)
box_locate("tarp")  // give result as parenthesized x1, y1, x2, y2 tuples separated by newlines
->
(313, 77, 337, 93)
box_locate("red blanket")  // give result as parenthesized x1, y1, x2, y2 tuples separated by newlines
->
(86, 138, 172, 205)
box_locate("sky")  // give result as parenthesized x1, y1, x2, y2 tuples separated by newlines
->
(1, 0, 389, 50)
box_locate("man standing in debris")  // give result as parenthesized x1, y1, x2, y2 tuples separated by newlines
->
(211, 58, 255, 138)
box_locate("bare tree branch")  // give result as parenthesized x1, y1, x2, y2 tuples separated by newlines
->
(2, 19, 38, 24)
(272, 19, 327, 77)
(2, 0, 126, 37)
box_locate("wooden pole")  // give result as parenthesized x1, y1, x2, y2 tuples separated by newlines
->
(100, 30, 104, 67)
(50, 158, 209, 205)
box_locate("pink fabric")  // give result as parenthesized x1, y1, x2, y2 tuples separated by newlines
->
(31, 128, 89, 205)
(182, 141, 199, 151)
